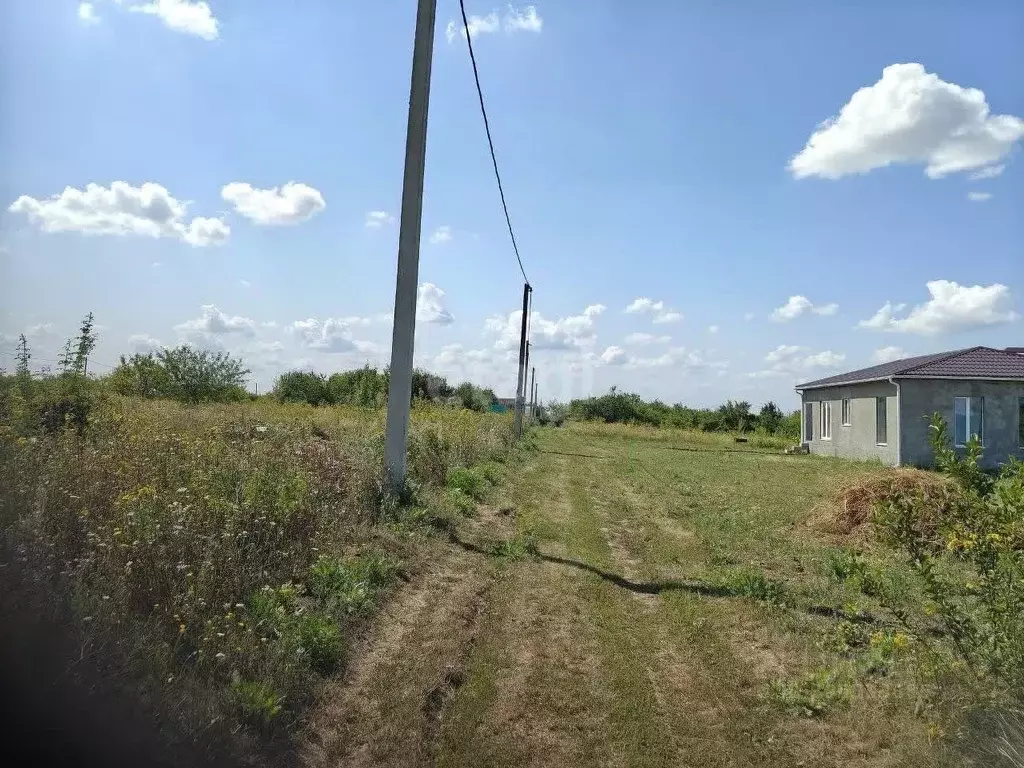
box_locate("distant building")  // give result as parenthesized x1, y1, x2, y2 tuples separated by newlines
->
(795, 347, 1024, 468)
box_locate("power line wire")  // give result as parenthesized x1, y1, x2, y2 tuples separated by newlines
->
(457, 0, 530, 287)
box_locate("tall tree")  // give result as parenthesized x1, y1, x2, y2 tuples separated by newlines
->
(14, 334, 30, 378)
(57, 338, 75, 374)
(74, 312, 98, 375)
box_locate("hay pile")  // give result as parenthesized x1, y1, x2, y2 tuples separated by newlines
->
(804, 468, 954, 540)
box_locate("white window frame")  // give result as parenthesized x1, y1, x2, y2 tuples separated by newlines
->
(820, 401, 832, 440)
(875, 396, 888, 446)
(954, 396, 985, 447)
(841, 398, 851, 426)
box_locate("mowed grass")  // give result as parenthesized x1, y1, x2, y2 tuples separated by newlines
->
(438, 425, 950, 768)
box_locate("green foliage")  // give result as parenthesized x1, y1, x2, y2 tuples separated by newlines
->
(108, 347, 249, 404)
(928, 412, 994, 497)
(273, 370, 331, 405)
(74, 311, 98, 375)
(328, 365, 389, 407)
(297, 614, 344, 673)
(567, 389, 799, 436)
(14, 334, 30, 379)
(271, 365, 495, 414)
(230, 677, 284, 725)
(446, 466, 490, 501)
(307, 553, 398, 614)
(873, 414, 1024, 696)
(492, 531, 539, 560)
(723, 568, 791, 606)
(825, 549, 884, 597)
(538, 400, 569, 427)
(770, 665, 854, 717)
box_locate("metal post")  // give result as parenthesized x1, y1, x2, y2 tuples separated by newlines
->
(512, 283, 531, 438)
(384, 0, 438, 494)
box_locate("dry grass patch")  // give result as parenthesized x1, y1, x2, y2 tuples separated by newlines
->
(804, 468, 954, 541)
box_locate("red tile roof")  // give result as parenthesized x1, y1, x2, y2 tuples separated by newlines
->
(797, 346, 1024, 389)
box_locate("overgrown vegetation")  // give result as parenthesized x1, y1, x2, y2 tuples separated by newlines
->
(871, 415, 1023, 733)
(271, 367, 498, 412)
(0, 316, 519, 760)
(563, 387, 800, 438)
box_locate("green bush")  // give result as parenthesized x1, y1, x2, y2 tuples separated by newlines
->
(873, 414, 1024, 695)
(230, 677, 285, 725)
(446, 466, 490, 501)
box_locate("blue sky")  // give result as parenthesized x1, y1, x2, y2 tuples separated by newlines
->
(1, 0, 1022, 407)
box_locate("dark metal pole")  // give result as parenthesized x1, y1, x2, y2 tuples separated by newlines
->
(513, 282, 531, 437)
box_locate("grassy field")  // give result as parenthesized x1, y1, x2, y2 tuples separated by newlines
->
(3, 406, 1013, 766)
(433, 424, 957, 768)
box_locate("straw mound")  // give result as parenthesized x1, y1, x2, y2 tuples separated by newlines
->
(804, 468, 952, 540)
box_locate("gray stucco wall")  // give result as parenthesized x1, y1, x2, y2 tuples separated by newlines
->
(898, 379, 1024, 469)
(801, 381, 899, 465)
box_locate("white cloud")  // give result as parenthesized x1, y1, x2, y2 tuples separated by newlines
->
(765, 344, 805, 364)
(504, 6, 543, 33)
(239, 279, 252, 288)
(417, 283, 454, 325)
(429, 225, 453, 245)
(790, 63, 1024, 180)
(445, 5, 543, 43)
(626, 347, 723, 371)
(175, 305, 256, 339)
(128, 334, 163, 354)
(434, 343, 492, 367)
(600, 346, 628, 366)
(743, 312, 756, 321)
(289, 317, 378, 354)
(78, 3, 99, 24)
(485, 303, 604, 351)
(8, 182, 229, 247)
(365, 210, 395, 229)
(25, 323, 54, 339)
(748, 346, 846, 379)
(625, 332, 671, 346)
(969, 164, 1005, 181)
(858, 280, 1019, 335)
(625, 297, 683, 324)
(221, 182, 325, 225)
(707, 325, 719, 334)
(771, 295, 839, 322)
(446, 11, 499, 43)
(872, 346, 906, 364)
(129, 0, 219, 41)
(967, 191, 992, 202)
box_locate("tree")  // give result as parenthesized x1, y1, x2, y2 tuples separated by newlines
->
(14, 334, 30, 378)
(57, 339, 75, 374)
(156, 346, 250, 404)
(107, 353, 172, 398)
(73, 312, 98, 375)
(758, 401, 784, 433)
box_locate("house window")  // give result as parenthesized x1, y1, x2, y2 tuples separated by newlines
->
(841, 398, 851, 426)
(804, 402, 813, 441)
(876, 397, 887, 445)
(820, 401, 832, 440)
(954, 397, 984, 446)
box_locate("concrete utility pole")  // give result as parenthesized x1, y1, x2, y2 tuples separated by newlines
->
(512, 283, 531, 437)
(529, 366, 536, 423)
(384, 0, 438, 493)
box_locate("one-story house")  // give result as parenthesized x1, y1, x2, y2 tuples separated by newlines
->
(795, 346, 1024, 469)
